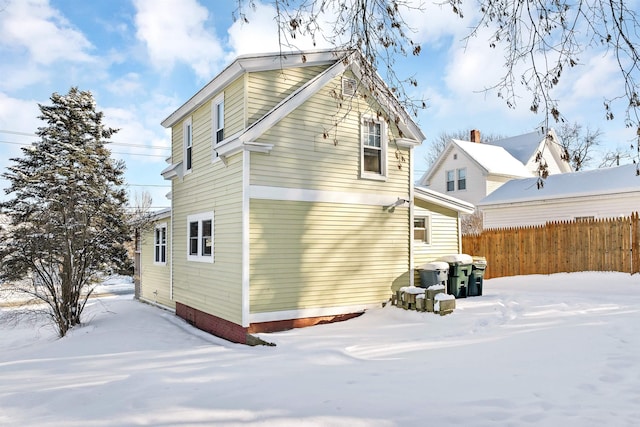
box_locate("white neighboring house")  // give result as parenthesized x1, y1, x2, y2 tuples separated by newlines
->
(419, 129, 572, 207)
(477, 164, 640, 229)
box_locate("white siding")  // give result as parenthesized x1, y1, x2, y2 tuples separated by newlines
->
(427, 149, 487, 206)
(482, 192, 639, 229)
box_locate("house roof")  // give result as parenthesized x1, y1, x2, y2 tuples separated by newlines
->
(161, 49, 425, 144)
(449, 139, 532, 177)
(414, 186, 475, 214)
(477, 164, 640, 206)
(490, 129, 548, 164)
(162, 49, 345, 128)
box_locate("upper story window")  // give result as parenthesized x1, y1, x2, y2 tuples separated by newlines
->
(361, 116, 387, 179)
(457, 168, 467, 190)
(213, 94, 224, 145)
(446, 170, 455, 191)
(446, 168, 466, 191)
(154, 223, 167, 265)
(187, 212, 214, 263)
(183, 117, 193, 173)
(414, 216, 431, 244)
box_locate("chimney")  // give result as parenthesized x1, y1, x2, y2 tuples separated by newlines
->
(470, 129, 481, 143)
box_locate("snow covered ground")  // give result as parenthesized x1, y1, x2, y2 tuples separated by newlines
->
(1, 272, 639, 426)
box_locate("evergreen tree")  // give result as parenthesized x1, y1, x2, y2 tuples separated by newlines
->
(0, 87, 130, 337)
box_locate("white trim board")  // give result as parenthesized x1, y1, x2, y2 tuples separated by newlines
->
(249, 185, 409, 207)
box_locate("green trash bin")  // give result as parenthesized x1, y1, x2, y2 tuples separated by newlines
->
(438, 254, 473, 298)
(468, 256, 487, 297)
(417, 261, 449, 288)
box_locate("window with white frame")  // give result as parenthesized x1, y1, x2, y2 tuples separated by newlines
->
(446, 168, 466, 191)
(361, 116, 387, 178)
(183, 117, 193, 173)
(446, 170, 455, 191)
(212, 95, 224, 157)
(154, 223, 167, 264)
(187, 212, 214, 263)
(457, 168, 467, 190)
(414, 216, 431, 244)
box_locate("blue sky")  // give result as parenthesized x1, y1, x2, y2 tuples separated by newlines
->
(0, 0, 636, 210)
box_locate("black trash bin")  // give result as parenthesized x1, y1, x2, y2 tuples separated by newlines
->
(438, 254, 473, 298)
(417, 261, 449, 288)
(468, 256, 487, 296)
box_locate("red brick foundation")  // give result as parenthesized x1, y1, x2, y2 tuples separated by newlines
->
(176, 302, 364, 344)
(175, 302, 248, 344)
(248, 312, 363, 334)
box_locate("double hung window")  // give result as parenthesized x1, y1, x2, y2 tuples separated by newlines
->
(187, 212, 214, 263)
(154, 223, 167, 264)
(212, 95, 224, 159)
(361, 116, 387, 179)
(446, 168, 467, 191)
(413, 216, 431, 244)
(183, 117, 193, 173)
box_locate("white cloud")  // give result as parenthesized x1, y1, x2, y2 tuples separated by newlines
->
(0, 0, 94, 65)
(226, 1, 339, 60)
(402, 0, 478, 47)
(106, 73, 144, 96)
(0, 92, 42, 134)
(133, 0, 224, 80)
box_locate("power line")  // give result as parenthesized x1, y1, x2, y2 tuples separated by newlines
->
(0, 140, 168, 158)
(0, 129, 170, 151)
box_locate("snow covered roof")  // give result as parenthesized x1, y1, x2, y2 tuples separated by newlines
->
(451, 139, 533, 178)
(478, 164, 640, 206)
(489, 129, 548, 164)
(414, 186, 475, 214)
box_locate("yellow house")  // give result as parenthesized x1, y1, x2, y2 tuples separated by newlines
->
(139, 50, 473, 344)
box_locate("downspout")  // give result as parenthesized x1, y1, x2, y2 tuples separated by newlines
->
(241, 149, 251, 327)
(458, 213, 463, 253)
(170, 195, 174, 300)
(409, 149, 415, 287)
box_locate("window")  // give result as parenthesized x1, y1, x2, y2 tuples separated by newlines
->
(213, 95, 224, 145)
(446, 170, 455, 192)
(413, 216, 430, 244)
(187, 212, 214, 263)
(361, 116, 387, 178)
(446, 168, 466, 191)
(183, 117, 193, 173)
(154, 223, 167, 264)
(457, 168, 467, 190)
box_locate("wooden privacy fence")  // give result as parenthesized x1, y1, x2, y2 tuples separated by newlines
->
(462, 213, 640, 279)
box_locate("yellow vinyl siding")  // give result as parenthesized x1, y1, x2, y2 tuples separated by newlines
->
(413, 200, 461, 281)
(170, 92, 244, 324)
(249, 72, 410, 195)
(247, 65, 330, 126)
(249, 199, 410, 313)
(224, 76, 245, 135)
(139, 215, 174, 309)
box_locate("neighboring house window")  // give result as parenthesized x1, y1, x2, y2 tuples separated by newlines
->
(187, 212, 214, 263)
(154, 223, 167, 264)
(446, 170, 455, 192)
(414, 216, 431, 244)
(361, 116, 387, 179)
(457, 168, 467, 190)
(183, 117, 193, 173)
(575, 216, 595, 221)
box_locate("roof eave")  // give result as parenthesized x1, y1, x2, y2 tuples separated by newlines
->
(161, 50, 347, 128)
(414, 186, 475, 214)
